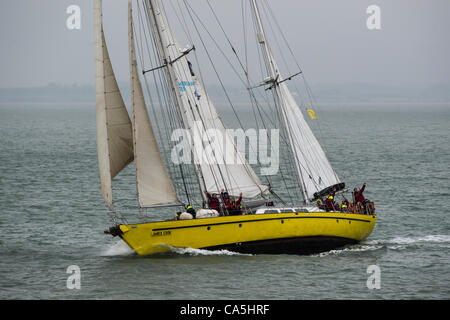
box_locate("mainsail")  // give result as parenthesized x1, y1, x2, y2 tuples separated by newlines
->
(250, 0, 340, 202)
(145, 0, 270, 200)
(94, 0, 134, 211)
(128, 1, 180, 207)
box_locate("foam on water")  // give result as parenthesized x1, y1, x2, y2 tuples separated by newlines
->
(367, 234, 450, 246)
(170, 246, 252, 256)
(100, 240, 252, 257)
(312, 234, 450, 257)
(314, 244, 383, 257)
(100, 240, 135, 256)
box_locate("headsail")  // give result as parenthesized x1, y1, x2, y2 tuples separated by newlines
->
(250, 0, 340, 202)
(94, 0, 134, 210)
(128, 1, 180, 207)
(145, 0, 269, 199)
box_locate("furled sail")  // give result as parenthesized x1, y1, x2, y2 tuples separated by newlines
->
(94, 0, 134, 210)
(128, 1, 180, 207)
(250, 0, 340, 202)
(146, 0, 269, 199)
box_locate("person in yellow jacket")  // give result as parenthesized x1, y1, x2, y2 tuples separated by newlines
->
(341, 199, 349, 213)
(325, 194, 336, 211)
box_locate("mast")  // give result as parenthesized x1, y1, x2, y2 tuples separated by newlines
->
(250, 0, 308, 202)
(145, 0, 209, 204)
(249, 0, 340, 203)
(144, 0, 269, 202)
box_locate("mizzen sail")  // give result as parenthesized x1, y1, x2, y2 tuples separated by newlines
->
(128, 1, 180, 207)
(94, 0, 134, 210)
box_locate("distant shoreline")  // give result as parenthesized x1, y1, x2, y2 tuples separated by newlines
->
(1, 83, 449, 108)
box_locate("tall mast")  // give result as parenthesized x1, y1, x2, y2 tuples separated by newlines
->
(249, 0, 309, 202)
(250, 0, 342, 204)
(145, 0, 208, 204)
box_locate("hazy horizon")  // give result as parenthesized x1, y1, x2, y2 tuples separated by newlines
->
(1, 0, 449, 100)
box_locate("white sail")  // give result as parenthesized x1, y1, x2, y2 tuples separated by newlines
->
(146, 0, 269, 199)
(128, 1, 180, 207)
(95, 0, 134, 210)
(277, 75, 340, 200)
(250, 0, 339, 202)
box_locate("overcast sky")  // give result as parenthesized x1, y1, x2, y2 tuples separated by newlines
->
(1, 0, 449, 89)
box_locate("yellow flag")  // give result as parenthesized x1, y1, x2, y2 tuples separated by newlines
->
(306, 109, 318, 119)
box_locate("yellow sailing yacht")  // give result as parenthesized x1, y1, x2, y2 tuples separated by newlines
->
(94, 0, 376, 256)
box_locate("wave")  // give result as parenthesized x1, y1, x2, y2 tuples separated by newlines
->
(100, 240, 251, 257)
(313, 234, 450, 257)
(170, 246, 252, 257)
(367, 234, 450, 246)
(314, 244, 383, 257)
(100, 240, 135, 256)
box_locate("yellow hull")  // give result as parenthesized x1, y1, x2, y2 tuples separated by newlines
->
(118, 211, 376, 256)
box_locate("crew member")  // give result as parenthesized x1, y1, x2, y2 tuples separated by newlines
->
(186, 205, 196, 218)
(353, 183, 367, 213)
(354, 183, 366, 204)
(316, 197, 326, 210)
(220, 189, 231, 208)
(226, 193, 243, 215)
(341, 199, 349, 212)
(325, 194, 336, 212)
(205, 191, 220, 212)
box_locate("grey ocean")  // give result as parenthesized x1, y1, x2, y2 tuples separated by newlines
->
(1, 103, 449, 299)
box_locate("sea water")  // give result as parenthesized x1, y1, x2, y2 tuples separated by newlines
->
(0, 103, 449, 299)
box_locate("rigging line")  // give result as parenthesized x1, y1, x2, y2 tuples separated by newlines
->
(144, 12, 196, 205)
(205, 3, 280, 185)
(154, 0, 210, 203)
(204, 0, 281, 131)
(271, 88, 300, 204)
(181, 0, 266, 197)
(260, 0, 304, 102)
(248, 4, 302, 202)
(182, 1, 250, 94)
(181, 1, 247, 129)
(281, 98, 329, 195)
(155, 2, 206, 203)
(276, 90, 329, 192)
(175, 2, 264, 201)
(252, 2, 327, 198)
(159, 31, 227, 197)
(241, 0, 249, 77)
(246, 80, 298, 200)
(205, 0, 248, 78)
(168, 0, 194, 46)
(263, 0, 337, 182)
(187, 5, 275, 196)
(136, 2, 168, 155)
(130, 2, 142, 208)
(249, 4, 280, 126)
(137, 1, 177, 182)
(141, 0, 197, 203)
(184, 1, 274, 188)
(156, 10, 227, 197)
